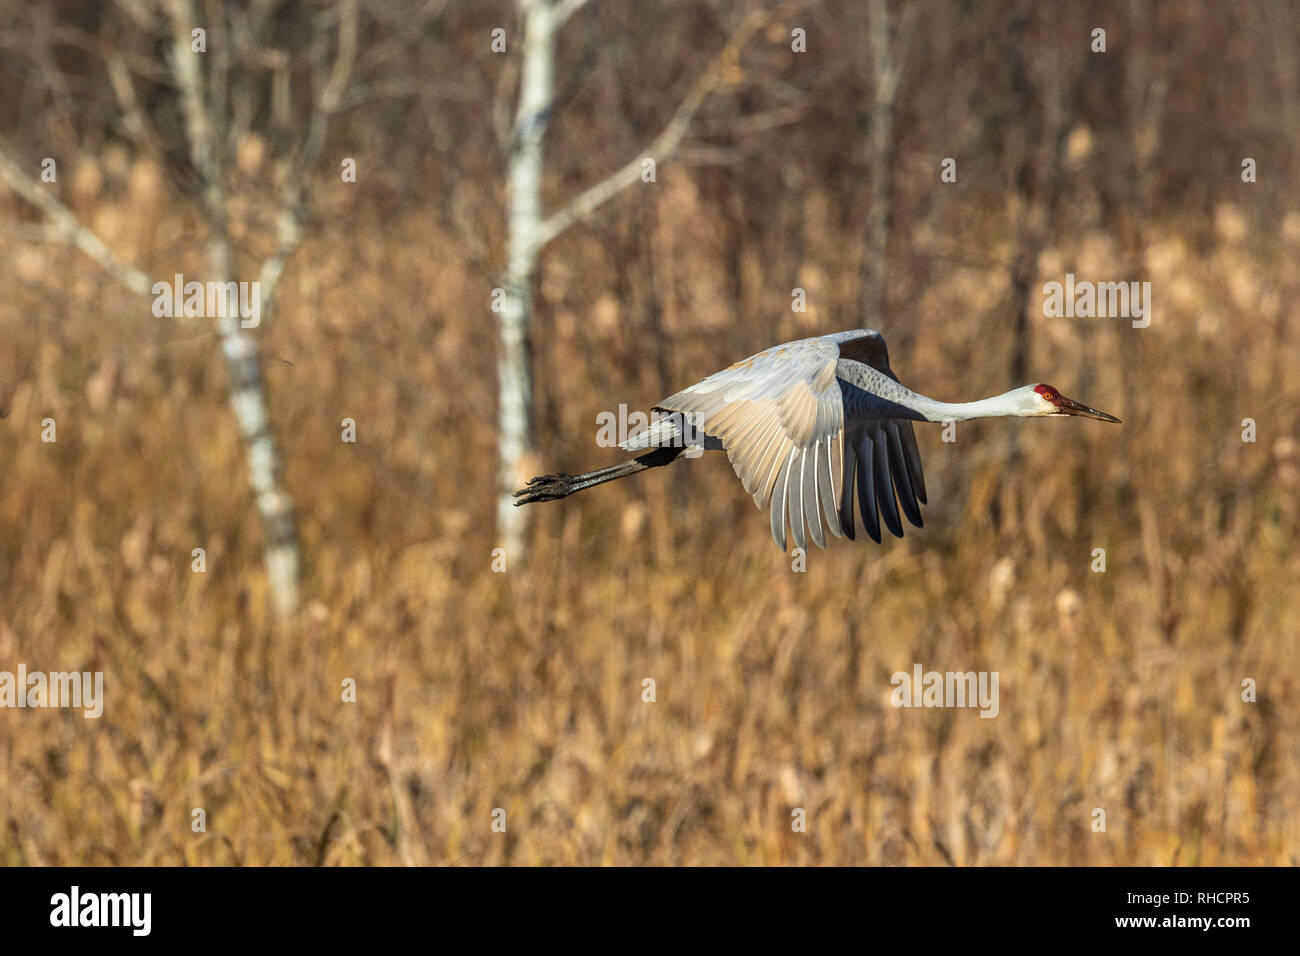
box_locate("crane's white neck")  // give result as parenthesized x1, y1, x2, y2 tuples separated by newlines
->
(903, 385, 1048, 423)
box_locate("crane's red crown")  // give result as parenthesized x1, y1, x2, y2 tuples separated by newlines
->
(1033, 383, 1063, 406)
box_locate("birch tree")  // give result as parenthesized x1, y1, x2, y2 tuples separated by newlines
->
(495, 0, 793, 557)
(0, 0, 359, 617)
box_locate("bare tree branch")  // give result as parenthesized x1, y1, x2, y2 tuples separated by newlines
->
(531, 3, 794, 255)
(105, 47, 163, 158)
(0, 143, 152, 296)
(168, 0, 224, 226)
(261, 0, 358, 322)
(256, 203, 304, 315)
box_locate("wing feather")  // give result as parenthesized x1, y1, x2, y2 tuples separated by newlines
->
(898, 421, 928, 504)
(769, 448, 794, 551)
(887, 422, 925, 529)
(751, 429, 789, 504)
(873, 426, 905, 538)
(734, 417, 777, 493)
(819, 433, 843, 539)
(803, 444, 826, 549)
(839, 437, 858, 541)
(856, 429, 882, 544)
(788, 449, 807, 551)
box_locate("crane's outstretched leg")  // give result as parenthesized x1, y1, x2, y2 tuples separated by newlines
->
(514, 446, 685, 505)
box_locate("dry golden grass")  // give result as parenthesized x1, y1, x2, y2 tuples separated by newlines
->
(1, 162, 1297, 865)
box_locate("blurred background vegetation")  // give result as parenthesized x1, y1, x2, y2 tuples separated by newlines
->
(0, 0, 1297, 864)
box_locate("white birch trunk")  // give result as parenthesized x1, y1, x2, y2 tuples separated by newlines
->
(171, 0, 300, 616)
(211, 238, 300, 619)
(497, 0, 556, 558)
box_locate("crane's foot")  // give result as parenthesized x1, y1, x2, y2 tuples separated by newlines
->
(513, 473, 575, 505)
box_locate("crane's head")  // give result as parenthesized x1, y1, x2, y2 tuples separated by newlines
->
(1031, 383, 1121, 422)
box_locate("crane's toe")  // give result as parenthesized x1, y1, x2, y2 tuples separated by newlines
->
(513, 473, 574, 505)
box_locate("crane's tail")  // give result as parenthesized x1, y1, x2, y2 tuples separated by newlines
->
(619, 410, 688, 452)
(513, 446, 683, 505)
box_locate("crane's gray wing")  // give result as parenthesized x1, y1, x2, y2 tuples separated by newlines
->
(654, 334, 860, 551)
(835, 335, 928, 543)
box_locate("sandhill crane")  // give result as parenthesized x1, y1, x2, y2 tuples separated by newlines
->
(514, 329, 1120, 551)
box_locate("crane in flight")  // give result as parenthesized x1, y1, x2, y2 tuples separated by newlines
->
(514, 329, 1120, 551)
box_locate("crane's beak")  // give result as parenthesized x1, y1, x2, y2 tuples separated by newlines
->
(1058, 395, 1121, 423)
